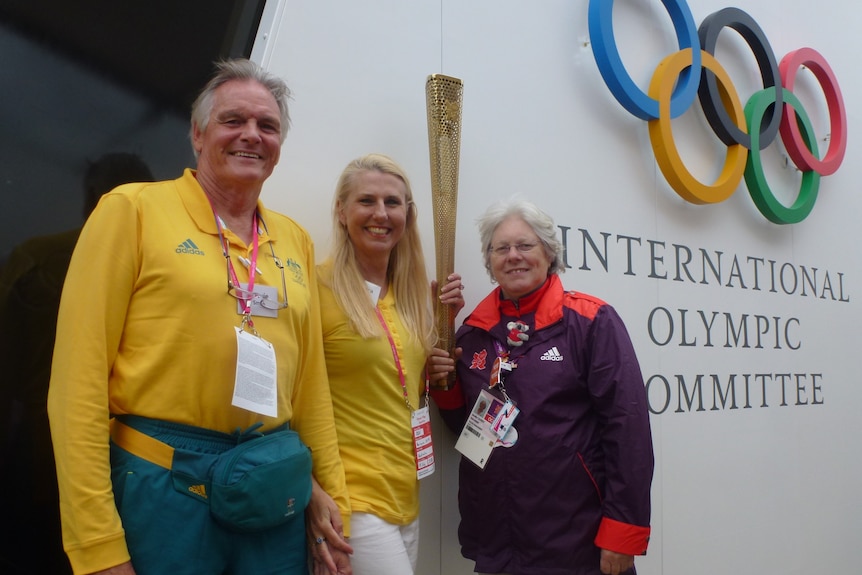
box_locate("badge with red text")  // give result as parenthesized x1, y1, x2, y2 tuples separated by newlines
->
(412, 406, 435, 479)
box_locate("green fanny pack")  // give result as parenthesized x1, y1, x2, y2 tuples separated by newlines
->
(112, 418, 313, 533)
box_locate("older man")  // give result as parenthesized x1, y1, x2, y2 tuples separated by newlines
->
(48, 59, 351, 575)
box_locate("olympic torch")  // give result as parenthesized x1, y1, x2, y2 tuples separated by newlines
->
(426, 74, 463, 390)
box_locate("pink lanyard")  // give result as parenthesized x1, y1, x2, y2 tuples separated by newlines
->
(374, 306, 428, 412)
(212, 209, 260, 317)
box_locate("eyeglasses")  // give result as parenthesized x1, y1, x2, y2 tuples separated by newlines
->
(488, 242, 538, 257)
(226, 252, 289, 310)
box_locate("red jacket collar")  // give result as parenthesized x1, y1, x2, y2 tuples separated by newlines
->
(465, 274, 564, 332)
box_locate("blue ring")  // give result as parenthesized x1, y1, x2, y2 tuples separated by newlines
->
(589, 0, 701, 120)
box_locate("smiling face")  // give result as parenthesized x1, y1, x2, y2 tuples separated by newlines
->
(192, 79, 282, 190)
(489, 215, 552, 300)
(338, 169, 409, 267)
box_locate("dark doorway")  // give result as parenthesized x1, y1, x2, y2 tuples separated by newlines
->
(0, 0, 267, 256)
(0, 2, 267, 572)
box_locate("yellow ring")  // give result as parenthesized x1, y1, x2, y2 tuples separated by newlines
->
(648, 49, 747, 204)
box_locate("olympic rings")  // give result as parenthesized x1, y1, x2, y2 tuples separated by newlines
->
(588, 0, 847, 224)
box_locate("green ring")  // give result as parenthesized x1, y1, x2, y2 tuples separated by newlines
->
(744, 88, 820, 224)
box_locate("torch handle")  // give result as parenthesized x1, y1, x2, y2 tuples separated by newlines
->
(426, 74, 464, 389)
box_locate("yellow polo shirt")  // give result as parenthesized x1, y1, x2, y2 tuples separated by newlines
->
(318, 260, 428, 526)
(48, 169, 349, 573)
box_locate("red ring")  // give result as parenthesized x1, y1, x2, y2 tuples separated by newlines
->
(779, 47, 847, 176)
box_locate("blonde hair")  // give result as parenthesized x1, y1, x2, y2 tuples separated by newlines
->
(322, 153, 435, 351)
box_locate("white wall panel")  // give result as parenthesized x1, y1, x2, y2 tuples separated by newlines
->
(258, 1, 862, 573)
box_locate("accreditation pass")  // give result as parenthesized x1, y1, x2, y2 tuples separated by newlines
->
(455, 389, 508, 469)
(412, 406, 435, 479)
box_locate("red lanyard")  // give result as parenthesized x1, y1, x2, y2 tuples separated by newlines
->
(374, 305, 428, 412)
(211, 206, 259, 317)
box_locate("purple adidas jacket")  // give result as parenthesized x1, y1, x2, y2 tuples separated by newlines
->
(434, 274, 654, 575)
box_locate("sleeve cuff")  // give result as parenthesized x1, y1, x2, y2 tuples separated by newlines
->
(594, 516, 651, 556)
(429, 379, 464, 410)
(66, 532, 130, 575)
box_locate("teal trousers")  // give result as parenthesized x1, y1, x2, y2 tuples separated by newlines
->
(110, 417, 307, 575)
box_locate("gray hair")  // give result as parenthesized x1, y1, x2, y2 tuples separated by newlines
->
(476, 197, 564, 280)
(189, 58, 291, 152)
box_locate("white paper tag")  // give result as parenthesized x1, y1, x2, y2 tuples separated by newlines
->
(232, 327, 278, 417)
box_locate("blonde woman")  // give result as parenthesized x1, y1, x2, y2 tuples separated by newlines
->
(309, 153, 462, 575)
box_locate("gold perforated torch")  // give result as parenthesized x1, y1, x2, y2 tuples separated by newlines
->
(426, 74, 463, 390)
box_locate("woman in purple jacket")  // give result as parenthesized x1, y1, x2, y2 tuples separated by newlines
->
(432, 198, 654, 575)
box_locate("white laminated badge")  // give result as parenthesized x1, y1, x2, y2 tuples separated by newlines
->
(412, 406, 435, 479)
(491, 400, 519, 439)
(234, 283, 279, 318)
(365, 281, 382, 303)
(232, 327, 278, 417)
(455, 389, 506, 469)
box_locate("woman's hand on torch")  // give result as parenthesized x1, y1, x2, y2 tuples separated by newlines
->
(434, 273, 465, 314)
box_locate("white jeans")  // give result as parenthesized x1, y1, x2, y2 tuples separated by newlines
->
(349, 512, 420, 575)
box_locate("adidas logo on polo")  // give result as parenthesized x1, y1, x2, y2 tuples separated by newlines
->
(188, 484, 208, 499)
(176, 239, 205, 255)
(540, 347, 563, 361)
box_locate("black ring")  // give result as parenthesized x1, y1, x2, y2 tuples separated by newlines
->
(697, 7, 783, 150)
